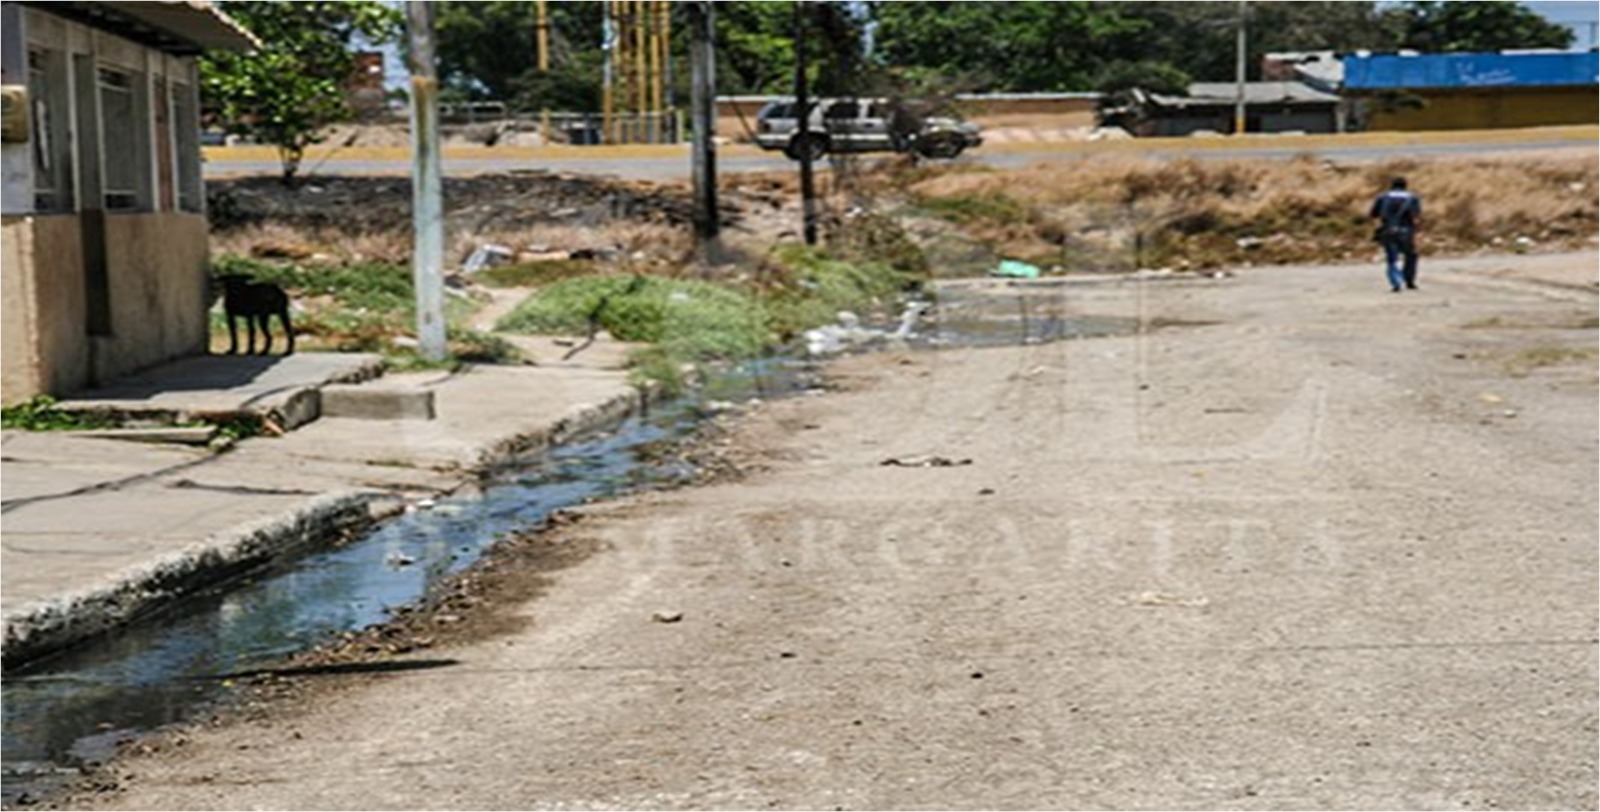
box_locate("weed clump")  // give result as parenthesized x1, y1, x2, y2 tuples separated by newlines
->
(496, 275, 770, 361)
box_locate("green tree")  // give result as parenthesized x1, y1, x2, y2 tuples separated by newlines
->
(713, 2, 802, 95)
(871, 2, 1144, 92)
(1097, 2, 1395, 83)
(434, 1, 605, 110)
(202, 1, 400, 184)
(1386, 1, 1574, 52)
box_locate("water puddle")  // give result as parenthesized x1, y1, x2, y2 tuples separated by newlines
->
(909, 285, 1143, 349)
(0, 357, 820, 806)
(0, 290, 1138, 805)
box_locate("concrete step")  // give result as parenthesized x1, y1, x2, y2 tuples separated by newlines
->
(319, 383, 436, 421)
(55, 352, 386, 434)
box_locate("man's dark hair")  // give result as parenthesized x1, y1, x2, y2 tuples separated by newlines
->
(1391, 177, 1408, 190)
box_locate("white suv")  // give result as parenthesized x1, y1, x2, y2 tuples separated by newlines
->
(754, 97, 983, 161)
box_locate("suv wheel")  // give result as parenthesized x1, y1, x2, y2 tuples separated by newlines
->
(916, 133, 965, 159)
(785, 133, 829, 162)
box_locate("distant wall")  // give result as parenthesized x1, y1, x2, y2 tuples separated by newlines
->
(1359, 86, 1599, 130)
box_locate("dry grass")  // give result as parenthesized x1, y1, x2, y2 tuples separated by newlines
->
(861, 153, 1598, 271)
(212, 219, 692, 271)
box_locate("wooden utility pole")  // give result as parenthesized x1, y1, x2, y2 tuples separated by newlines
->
(405, 1, 446, 361)
(794, 0, 817, 245)
(688, 0, 718, 252)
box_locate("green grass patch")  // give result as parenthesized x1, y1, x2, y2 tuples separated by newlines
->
(761, 245, 917, 341)
(211, 254, 504, 365)
(1, 396, 116, 431)
(496, 275, 770, 361)
(914, 190, 1031, 226)
(474, 259, 600, 289)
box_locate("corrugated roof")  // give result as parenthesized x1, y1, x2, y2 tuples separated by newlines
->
(36, 1, 259, 53)
(1145, 82, 1339, 108)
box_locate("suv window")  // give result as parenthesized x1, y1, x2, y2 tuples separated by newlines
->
(824, 101, 860, 120)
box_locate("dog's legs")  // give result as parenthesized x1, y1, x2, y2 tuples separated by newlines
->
(278, 307, 295, 355)
(256, 313, 272, 354)
(227, 314, 240, 354)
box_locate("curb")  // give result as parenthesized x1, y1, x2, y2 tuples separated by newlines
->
(469, 385, 654, 471)
(1, 380, 658, 671)
(2, 491, 381, 671)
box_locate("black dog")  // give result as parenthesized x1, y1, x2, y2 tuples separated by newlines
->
(214, 274, 295, 355)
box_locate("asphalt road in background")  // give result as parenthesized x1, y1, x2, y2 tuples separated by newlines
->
(202, 130, 1600, 181)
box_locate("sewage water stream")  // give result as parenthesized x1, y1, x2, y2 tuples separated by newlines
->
(0, 285, 1146, 806)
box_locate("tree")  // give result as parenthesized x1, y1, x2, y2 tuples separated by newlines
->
(1096, 2, 1395, 83)
(434, 1, 605, 111)
(202, 1, 400, 184)
(870, 2, 1144, 92)
(1386, 1, 1573, 53)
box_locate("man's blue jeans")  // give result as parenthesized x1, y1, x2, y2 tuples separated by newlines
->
(1382, 231, 1417, 290)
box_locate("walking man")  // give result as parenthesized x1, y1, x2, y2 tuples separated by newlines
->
(1370, 177, 1422, 292)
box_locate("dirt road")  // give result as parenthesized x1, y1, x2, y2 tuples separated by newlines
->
(66, 252, 1597, 810)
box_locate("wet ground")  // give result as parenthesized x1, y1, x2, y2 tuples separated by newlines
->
(1, 284, 1152, 807)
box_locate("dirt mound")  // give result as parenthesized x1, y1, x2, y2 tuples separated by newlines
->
(208, 172, 701, 235)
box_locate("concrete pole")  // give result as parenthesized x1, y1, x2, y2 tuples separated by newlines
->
(603, 2, 615, 143)
(1234, 0, 1247, 136)
(405, 1, 447, 362)
(688, 0, 719, 253)
(537, 0, 550, 144)
(795, 0, 817, 246)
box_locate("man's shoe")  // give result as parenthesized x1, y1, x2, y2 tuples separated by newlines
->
(1391, 286, 1401, 292)
(1405, 283, 1417, 290)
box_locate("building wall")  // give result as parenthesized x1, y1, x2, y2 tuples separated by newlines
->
(1, 5, 212, 403)
(1, 212, 207, 404)
(1363, 86, 1599, 131)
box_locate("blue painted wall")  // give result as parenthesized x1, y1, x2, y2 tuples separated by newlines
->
(1343, 50, 1599, 89)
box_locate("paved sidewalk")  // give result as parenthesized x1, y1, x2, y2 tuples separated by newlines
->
(1, 340, 644, 669)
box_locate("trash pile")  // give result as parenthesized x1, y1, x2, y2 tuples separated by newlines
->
(802, 302, 928, 357)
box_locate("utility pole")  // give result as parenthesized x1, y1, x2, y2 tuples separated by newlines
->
(536, 0, 550, 144)
(405, 1, 446, 362)
(794, 0, 817, 246)
(688, 0, 719, 254)
(1234, 0, 1247, 136)
(602, 2, 615, 143)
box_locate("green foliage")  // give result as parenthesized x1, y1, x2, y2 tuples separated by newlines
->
(872, 2, 1146, 92)
(1, 397, 115, 432)
(1094, 60, 1192, 97)
(626, 346, 688, 396)
(474, 259, 600, 289)
(204, 1, 401, 183)
(496, 276, 771, 361)
(1386, 1, 1574, 52)
(495, 252, 915, 390)
(210, 255, 508, 364)
(761, 245, 915, 341)
(914, 190, 1031, 226)
(434, 1, 605, 110)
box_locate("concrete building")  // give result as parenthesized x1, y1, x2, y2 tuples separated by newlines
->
(1, 1, 255, 404)
(1106, 82, 1343, 137)
(1341, 50, 1599, 131)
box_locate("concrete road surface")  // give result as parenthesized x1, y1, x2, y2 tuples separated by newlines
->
(68, 251, 1598, 810)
